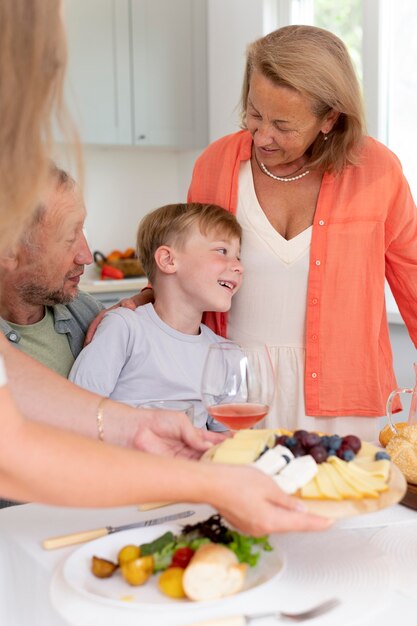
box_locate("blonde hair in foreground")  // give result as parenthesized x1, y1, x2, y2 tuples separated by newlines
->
(241, 25, 367, 173)
(0, 0, 78, 255)
(137, 203, 242, 284)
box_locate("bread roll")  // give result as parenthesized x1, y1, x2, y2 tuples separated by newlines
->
(386, 425, 417, 484)
(379, 422, 408, 447)
(182, 543, 247, 601)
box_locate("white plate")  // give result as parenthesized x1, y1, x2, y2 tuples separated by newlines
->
(62, 523, 285, 611)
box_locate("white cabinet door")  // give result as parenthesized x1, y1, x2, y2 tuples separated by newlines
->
(63, 0, 132, 145)
(62, 0, 207, 148)
(131, 0, 208, 148)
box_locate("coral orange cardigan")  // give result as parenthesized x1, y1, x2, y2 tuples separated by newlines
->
(188, 130, 417, 417)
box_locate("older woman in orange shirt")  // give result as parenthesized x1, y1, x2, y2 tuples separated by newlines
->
(188, 25, 417, 442)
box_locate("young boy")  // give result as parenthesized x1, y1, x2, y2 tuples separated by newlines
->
(69, 202, 243, 430)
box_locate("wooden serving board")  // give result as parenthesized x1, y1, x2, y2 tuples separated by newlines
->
(300, 463, 406, 519)
(400, 481, 417, 511)
(202, 445, 407, 520)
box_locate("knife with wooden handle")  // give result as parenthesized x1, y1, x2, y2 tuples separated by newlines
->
(42, 509, 195, 550)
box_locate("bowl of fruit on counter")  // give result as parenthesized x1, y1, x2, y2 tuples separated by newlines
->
(203, 428, 407, 518)
(94, 248, 145, 280)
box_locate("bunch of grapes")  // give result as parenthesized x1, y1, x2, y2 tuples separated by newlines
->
(274, 430, 362, 464)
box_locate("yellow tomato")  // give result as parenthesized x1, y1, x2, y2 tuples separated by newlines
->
(120, 555, 154, 586)
(117, 544, 141, 566)
(158, 567, 186, 599)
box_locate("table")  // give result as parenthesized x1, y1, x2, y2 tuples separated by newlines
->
(1, 501, 417, 626)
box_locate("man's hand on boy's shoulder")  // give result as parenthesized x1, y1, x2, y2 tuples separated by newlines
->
(84, 289, 154, 346)
(132, 409, 226, 460)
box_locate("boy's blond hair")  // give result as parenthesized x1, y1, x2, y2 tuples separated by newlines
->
(137, 203, 242, 283)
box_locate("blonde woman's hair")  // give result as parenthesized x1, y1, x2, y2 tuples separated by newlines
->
(137, 203, 242, 284)
(0, 0, 78, 254)
(241, 25, 366, 173)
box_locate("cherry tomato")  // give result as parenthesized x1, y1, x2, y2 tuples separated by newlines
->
(171, 547, 194, 569)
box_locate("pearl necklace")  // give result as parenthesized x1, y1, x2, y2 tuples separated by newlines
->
(259, 160, 310, 182)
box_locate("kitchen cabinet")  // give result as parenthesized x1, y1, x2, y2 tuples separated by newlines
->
(62, 0, 208, 149)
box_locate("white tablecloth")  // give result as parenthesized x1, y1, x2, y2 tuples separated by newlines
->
(1, 501, 417, 626)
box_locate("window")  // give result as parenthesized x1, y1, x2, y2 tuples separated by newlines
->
(384, 0, 417, 198)
(274, 0, 417, 197)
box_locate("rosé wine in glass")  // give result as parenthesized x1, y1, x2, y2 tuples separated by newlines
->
(201, 341, 275, 431)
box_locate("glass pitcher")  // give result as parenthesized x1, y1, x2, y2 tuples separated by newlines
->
(386, 363, 417, 434)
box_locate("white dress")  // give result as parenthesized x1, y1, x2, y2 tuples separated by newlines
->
(228, 161, 382, 443)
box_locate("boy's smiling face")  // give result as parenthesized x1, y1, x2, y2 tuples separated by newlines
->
(173, 224, 243, 314)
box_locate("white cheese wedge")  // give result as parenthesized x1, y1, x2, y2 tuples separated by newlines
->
(273, 474, 299, 494)
(272, 456, 318, 494)
(278, 455, 318, 490)
(253, 445, 294, 475)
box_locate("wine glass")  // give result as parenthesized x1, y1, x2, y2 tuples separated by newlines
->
(201, 341, 275, 430)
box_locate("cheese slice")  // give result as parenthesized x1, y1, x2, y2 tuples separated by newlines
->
(233, 429, 277, 448)
(354, 458, 391, 481)
(323, 461, 364, 499)
(327, 457, 388, 497)
(314, 463, 343, 500)
(300, 476, 322, 499)
(212, 445, 265, 465)
(328, 458, 380, 498)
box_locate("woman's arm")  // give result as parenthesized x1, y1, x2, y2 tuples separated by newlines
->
(2, 335, 222, 456)
(0, 381, 330, 536)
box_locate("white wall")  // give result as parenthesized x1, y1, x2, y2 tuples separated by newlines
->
(207, 0, 264, 141)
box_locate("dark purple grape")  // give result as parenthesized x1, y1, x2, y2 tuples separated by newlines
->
(293, 430, 309, 443)
(291, 442, 307, 457)
(309, 445, 328, 463)
(342, 435, 361, 454)
(275, 435, 289, 447)
(336, 443, 352, 459)
(304, 432, 321, 449)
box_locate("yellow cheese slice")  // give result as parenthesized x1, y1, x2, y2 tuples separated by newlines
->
(354, 458, 390, 481)
(315, 463, 344, 500)
(300, 476, 322, 499)
(233, 429, 277, 448)
(322, 461, 364, 499)
(328, 457, 388, 497)
(218, 439, 265, 451)
(355, 440, 379, 460)
(212, 444, 265, 464)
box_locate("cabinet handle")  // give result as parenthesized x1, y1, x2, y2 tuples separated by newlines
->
(137, 134, 146, 140)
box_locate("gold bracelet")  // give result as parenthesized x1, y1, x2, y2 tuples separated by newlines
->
(96, 398, 107, 442)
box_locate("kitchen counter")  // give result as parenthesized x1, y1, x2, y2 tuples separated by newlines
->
(80, 277, 148, 294)
(79, 277, 148, 306)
